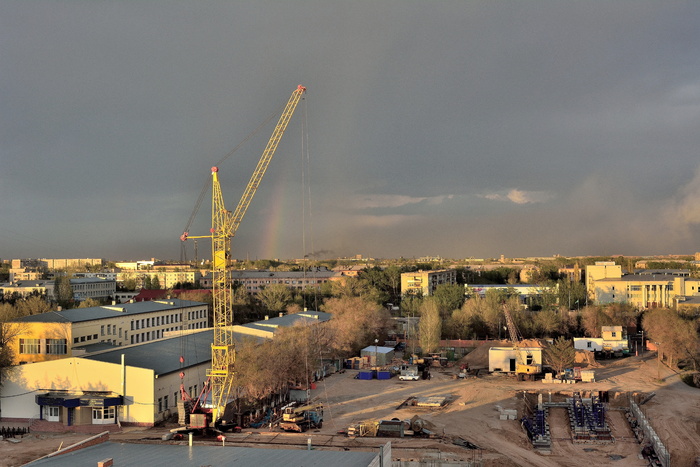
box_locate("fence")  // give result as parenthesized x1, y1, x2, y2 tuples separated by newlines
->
(628, 398, 670, 467)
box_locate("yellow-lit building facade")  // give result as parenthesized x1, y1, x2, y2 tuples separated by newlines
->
(589, 270, 700, 309)
(1, 330, 213, 429)
(6, 299, 208, 365)
(401, 269, 457, 296)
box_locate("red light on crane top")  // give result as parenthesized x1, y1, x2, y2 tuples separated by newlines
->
(211, 166, 219, 173)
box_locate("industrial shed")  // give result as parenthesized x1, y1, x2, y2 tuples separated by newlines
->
(360, 345, 395, 366)
(488, 347, 543, 373)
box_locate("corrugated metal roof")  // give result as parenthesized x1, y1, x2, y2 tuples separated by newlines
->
(26, 441, 379, 466)
(15, 299, 206, 324)
(244, 311, 331, 329)
(82, 329, 265, 376)
(83, 330, 215, 376)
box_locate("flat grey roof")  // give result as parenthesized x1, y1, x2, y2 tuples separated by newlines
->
(83, 329, 214, 376)
(81, 312, 327, 376)
(26, 441, 379, 467)
(14, 299, 206, 324)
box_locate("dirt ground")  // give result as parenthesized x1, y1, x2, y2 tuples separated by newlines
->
(3, 351, 699, 466)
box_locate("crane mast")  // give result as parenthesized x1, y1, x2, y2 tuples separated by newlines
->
(182, 85, 306, 427)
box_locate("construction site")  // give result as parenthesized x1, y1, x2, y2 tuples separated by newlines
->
(226, 346, 695, 467)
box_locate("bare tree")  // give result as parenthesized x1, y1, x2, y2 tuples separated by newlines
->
(321, 296, 391, 357)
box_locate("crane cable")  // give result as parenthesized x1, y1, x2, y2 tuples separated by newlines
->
(180, 99, 291, 262)
(299, 98, 321, 311)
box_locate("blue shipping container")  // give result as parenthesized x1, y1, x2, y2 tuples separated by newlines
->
(357, 371, 374, 380)
(376, 371, 392, 380)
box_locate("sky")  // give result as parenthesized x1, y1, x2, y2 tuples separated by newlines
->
(2, 1, 700, 262)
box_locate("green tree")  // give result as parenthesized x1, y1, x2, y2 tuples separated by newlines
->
(53, 274, 74, 308)
(533, 308, 563, 337)
(418, 298, 442, 354)
(432, 283, 465, 318)
(557, 279, 587, 311)
(143, 276, 152, 290)
(151, 276, 161, 290)
(544, 337, 576, 376)
(257, 284, 293, 313)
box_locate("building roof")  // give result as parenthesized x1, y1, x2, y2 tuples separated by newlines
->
(235, 311, 331, 335)
(26, 441, 379, 467)
(82, 329, 216, 376)
(228, 269, 340, 279)
(13, 299, 206, 324)
(361, 345, 395, 354)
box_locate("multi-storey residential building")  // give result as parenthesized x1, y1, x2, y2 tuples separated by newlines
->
(116, 270, 201, 289)
(0, 278, 116, 302)
(200, 269, 343, 293)
(5, 299, 208, 364)
(401, 269, 457, 296)
(467, 283, 558, 308)
(585, 261, 622, 298)
(38, 258, 103, 269)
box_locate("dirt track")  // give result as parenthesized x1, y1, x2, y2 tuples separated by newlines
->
(3, 352, 699, 466)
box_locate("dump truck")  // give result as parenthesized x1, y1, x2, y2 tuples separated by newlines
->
(280, 403, 323, 432)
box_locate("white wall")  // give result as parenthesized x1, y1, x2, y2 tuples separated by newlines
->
(1, 358, 155, 425)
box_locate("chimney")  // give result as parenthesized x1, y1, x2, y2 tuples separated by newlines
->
(57, 306, 62, 312)
(279, 312, 284, 318)
(264, 315, 269, 320)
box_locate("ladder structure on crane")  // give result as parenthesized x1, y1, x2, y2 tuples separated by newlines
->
(503, 304, 542, 381)
(180, 85, 306, 429)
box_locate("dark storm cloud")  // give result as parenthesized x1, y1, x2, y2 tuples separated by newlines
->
(2, 1, 700, 260)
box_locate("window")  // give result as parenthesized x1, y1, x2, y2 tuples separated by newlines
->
(612, 332, 617, 337)
(158, 398, 163, 413)
(74, 337, 79, 343)
(164, 395, 169, 410)
(587, 342, 592, 348)
(92, 407, 116, 425)
(46, 339, 67, 355)
(19, 338, 40, 354)
(101, 325, 105, 336)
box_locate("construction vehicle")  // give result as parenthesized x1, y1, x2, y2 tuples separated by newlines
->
(503, 305, 542, 381)
(178, 85, 306, 431)
(280, 403, 323, 432)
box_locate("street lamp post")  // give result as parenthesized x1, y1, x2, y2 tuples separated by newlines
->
(374, 339, 379, 367)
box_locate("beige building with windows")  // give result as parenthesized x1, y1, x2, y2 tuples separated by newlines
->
(586, 263, 700, 309)
(200, 269, 343, 293)
(5, 299, 208, 364)
(1, 329, 214, 429)
(401, 269, 457, 296)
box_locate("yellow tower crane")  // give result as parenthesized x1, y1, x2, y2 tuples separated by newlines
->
(181, 85, 306, 429)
